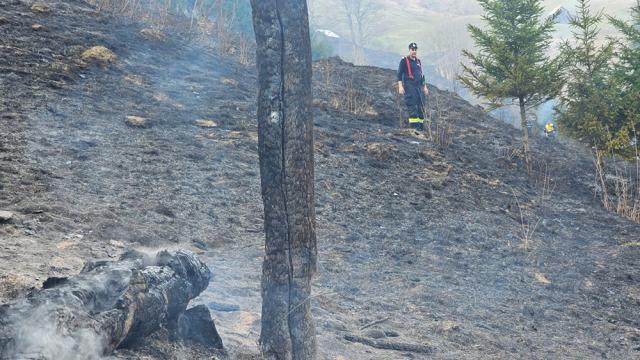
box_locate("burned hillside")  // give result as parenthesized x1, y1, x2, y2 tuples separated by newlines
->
(1, 0, 639, 359)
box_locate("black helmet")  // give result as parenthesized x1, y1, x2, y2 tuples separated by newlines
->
(408, 42, 418, 50)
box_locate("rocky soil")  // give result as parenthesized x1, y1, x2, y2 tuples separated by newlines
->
(1, 0, 639, 359)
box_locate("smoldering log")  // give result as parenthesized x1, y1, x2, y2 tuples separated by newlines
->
(0, 249, 220, 359)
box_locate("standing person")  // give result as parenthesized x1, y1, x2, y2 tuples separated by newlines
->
(397, 42, 429, 130)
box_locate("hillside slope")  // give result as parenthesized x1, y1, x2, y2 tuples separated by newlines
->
(1, 1, 639, 359)
(310, 0, 633, 82)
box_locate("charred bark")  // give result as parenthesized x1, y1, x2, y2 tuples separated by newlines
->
(250, 1, 317, 359)
(518, 96, 532, 174)
(0, 250, 216, 359)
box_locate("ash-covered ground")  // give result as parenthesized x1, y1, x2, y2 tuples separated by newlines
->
(1, 0, 639, 359)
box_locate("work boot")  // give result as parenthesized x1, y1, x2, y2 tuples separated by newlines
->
(409, 121, 424, 131)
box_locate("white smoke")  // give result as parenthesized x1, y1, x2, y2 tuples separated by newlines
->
(11, 327, 105, 360)
(1, 263, 133, 359)
(4, 304, 106, 360)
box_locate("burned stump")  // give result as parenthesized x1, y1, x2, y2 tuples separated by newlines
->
(0, 249, 221, 359)
(170, 304, 224, 349)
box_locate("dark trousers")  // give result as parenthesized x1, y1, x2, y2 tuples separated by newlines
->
(409, 122, 424, 131)
(404, 83, 425, 121)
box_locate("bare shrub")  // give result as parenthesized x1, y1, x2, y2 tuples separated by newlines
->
(531, 158, 557, 202)
(424, 91, 453, 148)
(87, 0, 255, 61)
(328, 76, 375, 117)
(311, 60, 339, 111)
(89, 0, 180, 30)
(507, 159, 556, 251)
(435, 120, 453, 149)
(609, 157, 640, 222)
(510, 188, 541, 251)
(592, 143, 640, 223)
(238, 34, 252, 66)
(394, 83, 405, 128)
(496, 145, 522, 163)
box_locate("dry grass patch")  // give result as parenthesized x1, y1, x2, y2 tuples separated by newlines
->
(153, 93, 169, 102)
(465, 171, 502, 188)
(621, 242, 640, 247)
(337, 144, 360, 153)
(495, 145, 523, 168)
(56, 239, 76, 251)
(534, 272, 551, 285)
(48, 255, 84, 272)
(222, 78, 238, 86)
(140, 28, 166, 41)
(126, 115, 147, 127)
(49, 61, 72, 74)
(418, 148, 441, 162)
(109, 240, 125, 248)
(415, 162, 453, 189)
(0, 274, 37, 299)
(398, 128, 430, 140)
(124, 74, 145, 86)
(152, 92, 183, 108)
(31, 2, 51, 13)
(627, 287, 640, 301)
(195, 119, 218, 128)
(365, 143, 396, 161)
(81, 46, 117, 66)
(49, 79, 66, 88)
(440, 320, 461, 332)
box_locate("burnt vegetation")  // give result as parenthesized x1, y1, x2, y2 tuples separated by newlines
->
(0, 0, 639, 359)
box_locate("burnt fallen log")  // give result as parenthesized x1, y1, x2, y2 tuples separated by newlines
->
(344, 334, 433, 354)
(0, 249, 220, 359)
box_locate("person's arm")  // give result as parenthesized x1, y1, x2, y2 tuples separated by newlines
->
(397, 59, 405, 95)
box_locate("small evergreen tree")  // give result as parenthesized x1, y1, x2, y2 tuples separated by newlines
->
(555, 0, 615, 158)
(609, 0, 640, 158)
(459, 0, 562, 170)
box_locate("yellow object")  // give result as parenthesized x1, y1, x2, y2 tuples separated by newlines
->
(545, 122, 555, 132)
(408, 117, 424, 123)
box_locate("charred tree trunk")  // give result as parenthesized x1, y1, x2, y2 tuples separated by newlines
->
(250, 1, 317, 359)
(0, 250, 215, 359)
(518, 96, 532, 174)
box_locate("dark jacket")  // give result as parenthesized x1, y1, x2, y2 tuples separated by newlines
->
(397, 57, 425, 87)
